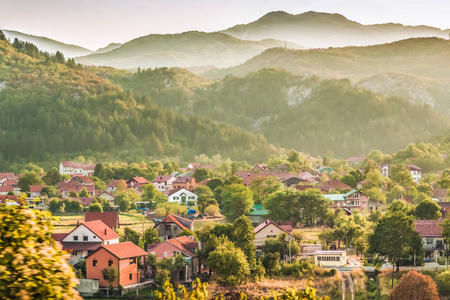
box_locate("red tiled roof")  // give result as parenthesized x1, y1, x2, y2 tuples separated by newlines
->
(61, 161, 96, 170)
(236, 171, 271, 186)
(319, 179, 351, 190)
(130, 177, 149, 184)
(68, 197, 94, 206)
(51, 233, 68, 243)
(85, 211, 119, 230)
(106, 180, 125, 188)
(414, 220, 442, 237)
(433, 189, 448, 199)
(189, 163, 202, 168)
(0, 195, 18, 201)
(148, 236, 197, 257)
(406, 164, 422, 171)
(347, 157, 365, 163)
(99, 190, 115, 197)
(173, 176, 193, 184)
(158, 214, 188, 230)
(0, 173, 15, 179)
(0, 186, 15, 193)
(30, 185, 46, 193)
(71, 176, 94, 183)
(82, 220, 120, 240)
(152, 175, 175, 183)
(253, 219, 288, 234)
(102, 241, 148, 259)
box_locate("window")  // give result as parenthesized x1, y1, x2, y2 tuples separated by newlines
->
(108, 260, 113, 266)
(164, 252, 168, 257)
(88, 250, 93, 254)
(427, 238, 433, 245)
(93, 259, 97, 267)
(129, 273, 132, 280)
(130, 257, 136, 264)
(72, 251, 78, 256)
(353, 193, 359, 199)
(73, 236, 78, 241)
(83, 236, 88, 241)
(164, 225, 171, 230)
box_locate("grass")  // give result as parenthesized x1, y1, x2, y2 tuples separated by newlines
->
(298, 225, 325, 244)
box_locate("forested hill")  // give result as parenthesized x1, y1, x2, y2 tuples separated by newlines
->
(110, 68, 450, 157)
(204, 37, 450, 80)
(0, 38, 276, 170)
(75, 31, 303, 69)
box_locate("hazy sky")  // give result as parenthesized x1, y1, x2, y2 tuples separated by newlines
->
(1, 0, 449, 50)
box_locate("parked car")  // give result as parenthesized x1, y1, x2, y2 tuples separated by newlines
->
(330, 244, 337, 250)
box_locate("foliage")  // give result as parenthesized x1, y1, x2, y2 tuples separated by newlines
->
(154, 268, 171, 287)
(193, 168, 212, 182)
(123, 227, 141, 245)
(261, 252, 280, 275)
(101, 265, 118, 289)
(249, 176, 282, 204)
(390, 271, 439, 300)
(87, 202, 103, 212)
(194, 186, 216, 213)
(48, 198, 84, 214)
(177, 229, 197, 241)
(414, 198, 442, 220)
(42, 167, 62, 186)
(204, 204, 220, 216)
(220, 184, 253, 221)
(0, 206, 81, 299)
(17, 171, 45, 192)
(115, 189, 140, 212)
(40, 186, 58, 198)
(435, 270, 450, 297)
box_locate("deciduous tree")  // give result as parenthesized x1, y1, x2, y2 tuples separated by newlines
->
(390, 271, 439, 300)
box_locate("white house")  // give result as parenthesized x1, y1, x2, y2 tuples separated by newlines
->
(98, 190, 115, 205)
(253, 219, 289, 248)
(59, 161, 96, 177)
(152, 175, 176, 196)
(168, 188, 197, 206)
(314, 250, 346, 267)
(59, 220, 120, 265)
(380, 164, 422, 184)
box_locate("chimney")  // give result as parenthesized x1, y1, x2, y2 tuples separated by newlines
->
(104, 229, 107, 235)
(160, 176, 162, 179)
(76, 221, 80, 227)
(247, 173, 250, 176)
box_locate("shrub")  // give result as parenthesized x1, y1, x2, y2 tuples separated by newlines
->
(390, 271, 439, 300)
(436, 270, 450, 297)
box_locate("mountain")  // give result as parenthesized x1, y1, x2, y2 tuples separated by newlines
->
(75, 31, 304, 69)
(2, 29, 92, 57)
(94, 43, 122, 54)
(107, 67, 450, 157)
(223, 11, 450, 49)
(0, 38, 276, 170)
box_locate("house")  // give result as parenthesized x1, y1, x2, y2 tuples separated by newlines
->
(380, 164, 422, 184)
(414, 220, 445, 261)
(126, 177, 149, 190)
(324, 190, 374, 212)
(25, 197, 46, 209)
(298, 172, 320, 184)
(172, 176, 199, 191)
(439, 202, 450, 218)
(0, 195, 21, 206)
(106, 180, 126, 194)
(86, 241, 148, 288)
(85, 211, 120, 231)
(248, 204, 268, 225)
(148, 236, 199, 284)
(314, 250, 346, 267)
(433, 189, 448, 201)
(168, 188, 197, 206)
(59, 161, 96, 177)
(60, 220, 120, 265)
(152, 175, 176, 196)
(0, 180, 21, 195)
(69, 197, 95, 207)
(236, 171, 271, 186)
(347, 157, 365, 167)
(252, 164, 269, 173)
(154, 214, 194, 240)
(300, 244, 323, 258)
(98, 190, 115, 205)
(319, 179, 351, 193)
(253, 219, 290, 248)
(59, 182, 96, 198)
(29, 185, 46, 198)
(0, 173, 15, 181)
(272, 173, 301, 187)
(70, 175, 95, 185)
(187, 162, 202, 171)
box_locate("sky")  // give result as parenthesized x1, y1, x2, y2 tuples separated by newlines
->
(1, 0, 450, 50)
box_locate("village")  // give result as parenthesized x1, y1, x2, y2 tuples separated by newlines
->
(2, 153, 450, 298)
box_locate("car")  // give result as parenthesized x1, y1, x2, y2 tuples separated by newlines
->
(330, 244, 337, 250)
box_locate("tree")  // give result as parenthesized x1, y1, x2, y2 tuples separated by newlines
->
(206, 177, 223, 192)
(79, 187, 90, 197)
(299, 189, 331, 226)
(193, 168, 212, 182)
(435, 270, 450, 297)
(42, 168, 62, 186)
(194, 186, 216, 213)
(414, 199, 441, 220)
(390, 271, 439, 300)
(0, 30, 6, 41)
(17, 171, 45, 192)
(440, 218, 450, 266)
(142, 227, 159, 251)
(261, 252, 280, 275)
(123, 228, 141, 245)
(206, 237, 250, 284)
(232, 216, 256, 268)
(249, 176, 282, 204)
(101, 265, 118, 290)
(0, 206, 82, 299)
(220, 184, 253, 221)
(141, 183, 165, 204)
(264, 189, 300, 224)
(41, 186, 58, 198)
(115, 189, 139, 212)
(114, 180, 127, 194)
(364, 187, 386, 203)
(93, 163, 104, 177)
(363, 169, 384, 189)
(88, 203, 103, 212)
(69, 191, 79, 197)
(368, 211, 423, 271)
(177, 229, 197, 241)
(354, 236, 367, 259)
(204, 204, 220, 216)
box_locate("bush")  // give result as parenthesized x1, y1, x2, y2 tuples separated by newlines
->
(280, 260, 316, 277)
(390, 271, 439, 300)
(436, 270, 450, 297)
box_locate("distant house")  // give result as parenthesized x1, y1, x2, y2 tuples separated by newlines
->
(319, 179, 351, 193)
(59, 161, 96, 177)
(324, 190, 377, 212)
(154, 214, 194, 240)
(414, 220, 444, 261)
(126, 177, 149, 190)
(59, 182, 95, 198)
(0, 173, 15, 181)
(187, 163, 202, 171)
(152, 175, 176, 196)
(172, 176, 199, 191)
(148, 236, 199, 284)
(380, 164, 422, 184)
(85, 211, 120, 231)
(248, 204, 268, 225)
(252, 164, 269, 173)
(59, 220, 120, 265)
(0, 180, 21, 195)
(439, 202, 450, 218)
(347, 157, 365, 167)
(98, 190, 115, 205)
(433, 189, 448, 201)
(0, 195, 20, 206)
(68, 197, 95, 207)
(106, 180, 126, 194)
(236, 171, 271, 186)
(253, 219, 290, 249)
(298, 172, 320, 184)
(70, 175, 95, 185)
(314, 250, 346, 267)
(168, 188, 197, 206)
(30, 185, 46, 198)
(86, 241, 148, 288)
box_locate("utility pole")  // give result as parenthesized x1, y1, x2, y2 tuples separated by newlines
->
(391, 259, 395, 289)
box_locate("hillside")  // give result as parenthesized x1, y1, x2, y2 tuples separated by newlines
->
(94, 43, 122, 54)
(0, 38, 276, 170)
(108, 68, 450, 157)
(223, 11, 450, 48)
(2, 29, 92, 57)
(75, 31, 303, 69)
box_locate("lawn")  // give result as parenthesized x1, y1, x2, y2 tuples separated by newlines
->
(299, 225, 326, 244)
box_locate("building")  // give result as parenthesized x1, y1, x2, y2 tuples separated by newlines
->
(59, 182, 96, 198)
(168, 188, 197, 206)
(152, 175, 176, 196)
(298, 172, 320, 184)
(433, 189, 448, 201)
(0, 195, 21, 206)
(85, 211, 120, 231)
(324, 190, 373, 212)
(251, 164, 269, 173)
(59, 220, 120, 265)
(59, 161, 96, 177)
(172, 176, 199, 191)
(148, 236, 199, 284)
(106, 180, 126, 194)
(313, 250, 346, 267)
(86, 241, 148, 288)
(98, 191, 115, 205)
(253, 219, 290, 248)
(380, 164, 422, 184)
(0, 180, 21, 195)
(154, 214, 194, 240)
(126, 177, 149, 191)
(29, 185, 46, 198)
(414, 220, 445, 261)
(347, 157, 365, 167)
(236, 171, 271, 187)
(248, 204, 268, 225)
(319, 179, 351, 193)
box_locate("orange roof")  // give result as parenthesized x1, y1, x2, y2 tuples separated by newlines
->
(159, 214, 188, 230)
(82, 220, 120, 240)
(102, 241, 148, 259)
(130, 177, 148, 184)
